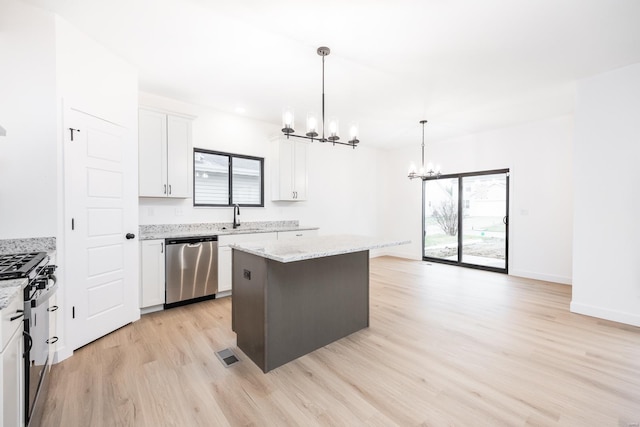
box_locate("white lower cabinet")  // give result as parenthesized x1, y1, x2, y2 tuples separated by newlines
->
(217, 232, 278, 295)
(140, 239, 166, 308)
(218, 246, 232, 293)
(1, 294, 25, 427)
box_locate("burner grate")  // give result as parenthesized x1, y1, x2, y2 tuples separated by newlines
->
(0, 252, 47, 280)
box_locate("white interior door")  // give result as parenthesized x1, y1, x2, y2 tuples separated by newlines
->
(64, 106, 139, 350)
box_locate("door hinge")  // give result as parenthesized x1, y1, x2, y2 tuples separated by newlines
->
(69, 127, 81, 142)
(72, 306, 75, 319)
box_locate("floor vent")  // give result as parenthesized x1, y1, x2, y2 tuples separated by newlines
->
(216, 348, 240, 367)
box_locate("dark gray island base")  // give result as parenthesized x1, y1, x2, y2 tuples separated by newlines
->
(232, 249, 369, 373)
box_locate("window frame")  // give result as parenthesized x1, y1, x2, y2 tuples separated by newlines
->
(193, 148, 265, 207)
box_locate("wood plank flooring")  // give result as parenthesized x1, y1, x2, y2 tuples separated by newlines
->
(42, 257, 640, 426)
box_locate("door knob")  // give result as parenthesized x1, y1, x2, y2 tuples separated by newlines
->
(126, 233, 136, 240)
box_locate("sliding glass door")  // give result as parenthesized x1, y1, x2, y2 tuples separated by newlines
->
(424, 178, 459, 261)
(423, 169, 509, 273)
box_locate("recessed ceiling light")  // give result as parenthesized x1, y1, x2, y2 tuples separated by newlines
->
(235, 107, 246, 114)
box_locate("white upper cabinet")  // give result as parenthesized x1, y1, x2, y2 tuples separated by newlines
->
(271, 137, 308, 201)
(139, 108, 193, 198)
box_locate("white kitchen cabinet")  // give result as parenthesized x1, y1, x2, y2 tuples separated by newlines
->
(271, 137, 308, 201)
(218, 246, 232, 293)
(277, 229, 318, 240)
(140, 239, 166, 308)
(139, 108, 193, 198)
(1, 294, 25, 427)
(218, 232, 278, 294)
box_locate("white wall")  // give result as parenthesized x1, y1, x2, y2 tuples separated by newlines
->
(138, 92, 383, 237)
(0, 0, 57, 239)
(381, 116, 574, 284)
(571, 63, 640, 326)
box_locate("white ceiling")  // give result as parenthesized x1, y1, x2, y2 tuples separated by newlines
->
(25, 0, 640, 148)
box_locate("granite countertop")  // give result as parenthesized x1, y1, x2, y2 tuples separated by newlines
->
(0, 278, 27, 311)
(140, 221, 318, 240)
(230, 234, 410, 263)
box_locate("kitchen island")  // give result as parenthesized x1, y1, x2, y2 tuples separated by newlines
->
(230, 235, 408, 373)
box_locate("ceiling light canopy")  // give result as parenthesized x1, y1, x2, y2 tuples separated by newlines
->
(408, 120, 441, 180)
(281, 46, 360, 148)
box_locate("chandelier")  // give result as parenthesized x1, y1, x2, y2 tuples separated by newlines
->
(281, 46, 360, 148)
(408, 120, 441, 180)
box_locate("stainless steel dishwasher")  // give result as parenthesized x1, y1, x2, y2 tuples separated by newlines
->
(165, 236, 218, 307)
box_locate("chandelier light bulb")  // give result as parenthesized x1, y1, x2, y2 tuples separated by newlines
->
(328, 118, 340, 141)
(427, 162, 434, 173)
(282, 107, 294, 133)
(306, 113, 318, 137)
(409, 162, 417, 175)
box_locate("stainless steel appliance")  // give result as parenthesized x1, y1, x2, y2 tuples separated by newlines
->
(0, 251, 57, 426)
(165, 236, 218, 307)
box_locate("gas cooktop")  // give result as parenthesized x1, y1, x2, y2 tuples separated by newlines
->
(0, 252, 47, 280)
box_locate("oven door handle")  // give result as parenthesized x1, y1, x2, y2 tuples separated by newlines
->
(10, 309, 24, 322)
(23, 331, 33, 355)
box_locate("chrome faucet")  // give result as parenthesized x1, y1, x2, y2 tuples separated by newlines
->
(233, 204, 241, 229)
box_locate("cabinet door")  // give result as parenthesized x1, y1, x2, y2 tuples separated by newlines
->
(278, 138, 295, 200)
(218, 246, 232, 293)
(2, 326, 24, 427)
(166, 115, 191, 198)
(293, 142, 308, 200)
(140, 240, 166, 307)
(139, 109, 168, 197)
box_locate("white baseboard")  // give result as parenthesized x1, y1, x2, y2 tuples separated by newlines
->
(509, 269, 572, 285)
(140, 304, 164, 315)
(570, 301, 640, 327)
(216, 290, 232, 298)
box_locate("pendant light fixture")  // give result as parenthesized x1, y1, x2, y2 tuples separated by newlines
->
(282, 46, 360, 148)
(408, 120, 441, 180)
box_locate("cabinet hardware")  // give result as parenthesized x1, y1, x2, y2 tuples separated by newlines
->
(164, 184, 167, 194)
(71, 218, 75, 230)
(161, 242, 164, 253)
(46, 336, 59, 345)
(10, 311, 24, 321)
(47, 305, 59, 312)
(126, 233, 136, 240)
(72, 306, 75, 319)
(169, 184, 172, 195)
(69, 127, 81, 141)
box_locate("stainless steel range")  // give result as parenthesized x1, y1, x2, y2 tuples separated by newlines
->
(0, 252, 57, 427)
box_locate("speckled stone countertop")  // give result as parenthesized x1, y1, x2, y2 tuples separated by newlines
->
(0, 237, 56, 254)
(230, 235, 410, 263)
(140, 220, 319, 240)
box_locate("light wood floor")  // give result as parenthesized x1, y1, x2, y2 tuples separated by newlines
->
(42, 257, 640, 426)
